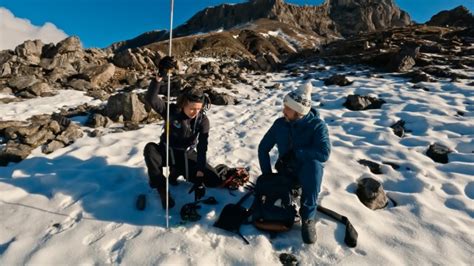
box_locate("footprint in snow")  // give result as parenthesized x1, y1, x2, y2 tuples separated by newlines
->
(103, 229, 141, 264)
(82, 222, 123, 246)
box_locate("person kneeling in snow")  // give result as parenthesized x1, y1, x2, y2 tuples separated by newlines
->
(143, 56, 222, 209)
(258, 82, 331, 244)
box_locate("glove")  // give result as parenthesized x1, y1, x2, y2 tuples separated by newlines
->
(158, 56, 177, 77)
(188, 182, 206, 201)
(275, 149, 297, 176)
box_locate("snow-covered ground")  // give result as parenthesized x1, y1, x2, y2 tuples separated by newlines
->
(0, 65, 473, 265)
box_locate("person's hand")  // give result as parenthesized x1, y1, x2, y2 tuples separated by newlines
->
(158, 56, 177, 77)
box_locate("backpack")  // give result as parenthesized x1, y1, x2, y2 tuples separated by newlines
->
(215, 164, 250, 190)
(251, 173, 297, 232)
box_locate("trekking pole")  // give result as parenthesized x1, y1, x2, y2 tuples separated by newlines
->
(165, 0, 175, 229)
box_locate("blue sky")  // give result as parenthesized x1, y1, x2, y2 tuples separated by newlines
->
(1, 0, 473, 48)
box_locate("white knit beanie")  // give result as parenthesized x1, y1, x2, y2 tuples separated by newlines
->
(283, 82, 313, 115)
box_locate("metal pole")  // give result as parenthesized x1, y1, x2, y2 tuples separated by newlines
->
(165, 0, 175, 229)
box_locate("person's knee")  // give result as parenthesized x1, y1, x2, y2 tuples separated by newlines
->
(301, 160, 323, 174)
(144, 142, 158, 158)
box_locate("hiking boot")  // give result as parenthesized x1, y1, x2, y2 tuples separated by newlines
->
(301, 219, 317, 244)
(157, 187, 175, 209)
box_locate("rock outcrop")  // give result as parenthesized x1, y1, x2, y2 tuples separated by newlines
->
(427, 5, 474, 28)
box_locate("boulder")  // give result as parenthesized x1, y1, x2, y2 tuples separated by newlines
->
(42, 140, 65, 154)
(0, 143, 34, 166)
(55, 123, 84, 145)
(208, 91, 237, 105)
(388, 46, 419, 72)
(7, 75, 39, 92)
(358, 159, 382, 175)
(67, 79, 94, 91)
(426, 143, 452, 164)
(82, 63, 116, 88)
(324, 74, 353, 86)
(390, 120, 406, 138)
(55, 36, 83, 55)
(28, 82, 56, 97)
(22, 128, 55, 148)
(343, 94, 386, 111)
(86, 113, 113, 128)
(15, 40, 44, 64)
(105, 92, 148, 122)
(47, 63, 78, 83)
(356, 177, 388, 210)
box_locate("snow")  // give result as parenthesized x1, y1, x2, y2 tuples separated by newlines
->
(194, 57, 220, 63)
(267, 29, 300, 52)
(1, 65, 473, 265)
(0, 90, 102, 121)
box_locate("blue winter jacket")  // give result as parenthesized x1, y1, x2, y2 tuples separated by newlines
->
(258, 108, 331, 174)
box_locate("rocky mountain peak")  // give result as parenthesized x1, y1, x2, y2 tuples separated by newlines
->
(327, 0, 411, 36)
(427, 5, 474, 28)
(173, 0, 410, 39)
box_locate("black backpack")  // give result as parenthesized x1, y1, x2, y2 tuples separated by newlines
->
(251, 173, 297, 232)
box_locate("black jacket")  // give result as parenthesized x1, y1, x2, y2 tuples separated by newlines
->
(145, 78, 210, 171)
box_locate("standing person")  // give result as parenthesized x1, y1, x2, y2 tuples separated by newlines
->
(143, 56, 221, 209)
(258, 82, 331, 244)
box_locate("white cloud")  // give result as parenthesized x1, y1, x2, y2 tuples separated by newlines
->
(0, 7, 68, 50)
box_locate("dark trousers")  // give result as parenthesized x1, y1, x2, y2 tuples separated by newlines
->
(278, 159, 324, 221)
(143, 142, 221, 189)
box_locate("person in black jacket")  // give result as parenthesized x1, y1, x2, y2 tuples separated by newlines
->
(143, 56, 221, 209)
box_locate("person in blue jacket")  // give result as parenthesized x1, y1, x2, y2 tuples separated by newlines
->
(258, 82, 331, 244)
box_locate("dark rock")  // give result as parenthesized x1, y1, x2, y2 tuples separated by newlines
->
(208, 91, 237, 105)
(426, 143, 452, 164)
(356, 177, 388, 210)
(22, 128, 55, 148)
(67, 79, 94, 91)
(422, 66, 468, 80)
(51, 114, 72, 129)
(7, 76, 39, 92)
(358, 159, 382, 175)
(86, 113, 113, 128)
(343, 94, 386, 111)
(88, 129, 104, 138)
(27, 82, 56, 97)
(55, 123, 84, 145)
(412, 84, 430, 91)
(0, 143, 34, 166)
(390, 120, 406, 138)
(42, 140, 65, 154)
(279, 253, 299, 266)
(382, 161, 400, 170)
(324, 74, 353, 86)
(388, 46, 419, 72)
(426, 5, 474, 28)
(105, 92, 148, 122)
(87, 89, 110, 101)
(403, 70, 432, 83)
(82, 63, 115, 88)
(123, 121, 141, 131)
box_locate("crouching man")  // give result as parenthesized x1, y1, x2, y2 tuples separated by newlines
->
(258, 82, 331, 244)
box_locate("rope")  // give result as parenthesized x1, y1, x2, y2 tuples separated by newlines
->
(165, 0, 175, 229)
